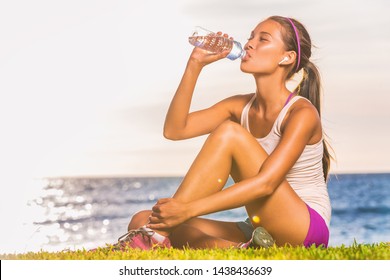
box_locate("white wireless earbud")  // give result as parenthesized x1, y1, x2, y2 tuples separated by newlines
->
(278, 57, 288, 65)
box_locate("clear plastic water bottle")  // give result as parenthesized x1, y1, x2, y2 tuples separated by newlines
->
(188, 26, 246, 60)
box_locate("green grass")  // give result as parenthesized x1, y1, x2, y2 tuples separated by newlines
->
(1, 242, 389, 260)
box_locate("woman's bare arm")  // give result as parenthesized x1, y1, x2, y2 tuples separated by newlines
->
(164, 47, 249, 140)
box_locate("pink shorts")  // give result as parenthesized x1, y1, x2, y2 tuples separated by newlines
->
(303, 204, 329, 248)
(237, 204, 330, 247)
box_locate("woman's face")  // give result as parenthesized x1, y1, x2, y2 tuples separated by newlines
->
(240, 19, 287, 74)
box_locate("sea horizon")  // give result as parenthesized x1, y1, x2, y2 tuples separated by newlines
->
(34, 170, 390, 180)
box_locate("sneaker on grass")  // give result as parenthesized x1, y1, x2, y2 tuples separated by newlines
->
(92, 227, 171, 251)
(238, 226, 275, 249)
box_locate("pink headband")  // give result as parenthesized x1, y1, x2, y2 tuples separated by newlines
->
(286, 18, 301, 71)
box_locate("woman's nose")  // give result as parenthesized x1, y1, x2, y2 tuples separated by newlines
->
(244, 41, 254, 51)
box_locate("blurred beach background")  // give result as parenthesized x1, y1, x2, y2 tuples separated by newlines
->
(0, 0, 389, 254)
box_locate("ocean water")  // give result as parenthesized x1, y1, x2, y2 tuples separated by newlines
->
(4, 173, 390, 253)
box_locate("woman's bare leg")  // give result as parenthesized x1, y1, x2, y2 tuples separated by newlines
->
(129, 120, 309, 246)
(128, 210, 247, 248)
(172, 121, 264, 202)
(169, 218, 246, 248)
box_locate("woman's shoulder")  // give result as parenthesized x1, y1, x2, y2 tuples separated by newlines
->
(289, 96, 319, 118)
(282, 96, 323, 143)
(223, 93, 254, 104)
(221, 93, 255, 122)
(281, 97, 321, 131)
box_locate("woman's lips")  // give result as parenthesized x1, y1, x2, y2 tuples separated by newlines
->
(242, 52, 250, 61)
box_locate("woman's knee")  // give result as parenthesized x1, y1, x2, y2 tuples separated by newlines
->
(210, 120, 246, 142)
(127, 210, 151, 231)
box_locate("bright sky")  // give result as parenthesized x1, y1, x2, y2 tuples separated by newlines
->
(1, 0, 390, 182)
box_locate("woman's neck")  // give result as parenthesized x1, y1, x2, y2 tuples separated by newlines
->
(253, 75, 291, 112)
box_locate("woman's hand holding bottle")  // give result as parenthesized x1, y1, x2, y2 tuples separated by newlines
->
(188, 32, 232, 67)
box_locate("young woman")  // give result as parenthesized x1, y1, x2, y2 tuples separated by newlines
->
(113, 15, 332, 250)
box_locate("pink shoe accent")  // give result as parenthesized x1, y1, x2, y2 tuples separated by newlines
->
(238, 240, 251, 249)
(114, 228, 171, 251)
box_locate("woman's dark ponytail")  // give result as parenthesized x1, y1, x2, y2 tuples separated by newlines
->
(299, 62, 321, 116)
(299, 62, 333, 181)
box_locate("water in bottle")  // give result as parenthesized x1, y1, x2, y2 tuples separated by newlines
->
(188, 26, 245, 60)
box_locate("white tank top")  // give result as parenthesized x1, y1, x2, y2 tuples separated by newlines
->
(240, 95, 331, 225)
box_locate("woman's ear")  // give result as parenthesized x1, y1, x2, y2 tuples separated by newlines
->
(278, 51, 296, 65)
(278, 57, 289, 64)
